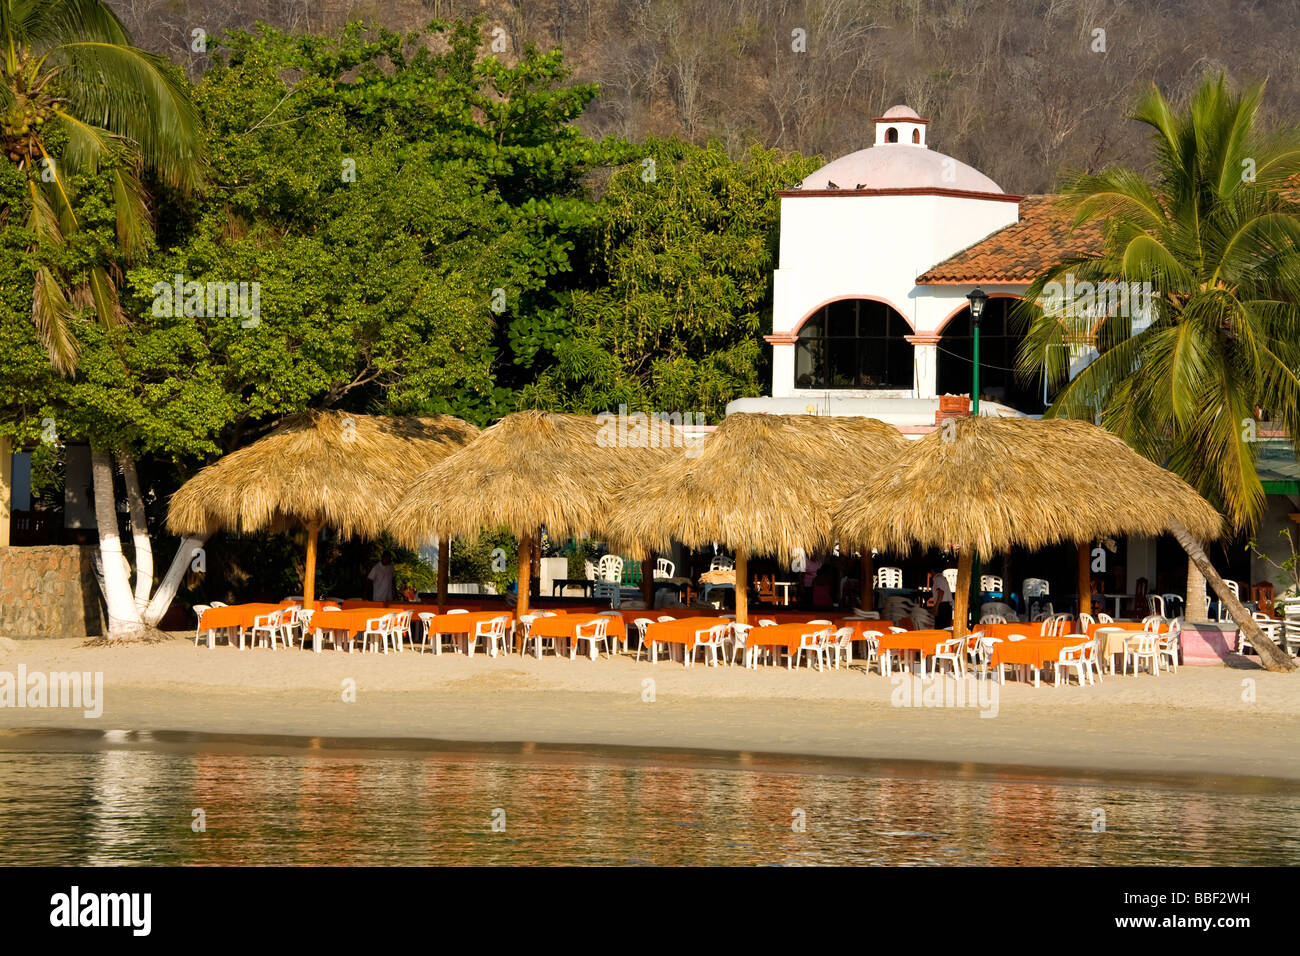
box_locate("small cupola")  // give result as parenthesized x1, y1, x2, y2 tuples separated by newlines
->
(873, 104, 927, 148)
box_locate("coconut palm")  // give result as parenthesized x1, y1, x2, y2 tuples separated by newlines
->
(1017, 74, 1300, 671)
(1, 0, 202, 372)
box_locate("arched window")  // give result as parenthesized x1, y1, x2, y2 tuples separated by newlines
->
(794, 299, 913, 389)
(936, 297, 1044, 412)
(885, 126, 899, 143)
(912, 128, 921, 144)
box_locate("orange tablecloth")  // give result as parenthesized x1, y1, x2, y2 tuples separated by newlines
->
(309, 608, 388, 638)
(747, 622, 832, 654)
(199, 602, 289, 632)
(990, 636, 1081, 669)
(642, 617, 727, 647)
(877, 628, 952, 657)
(1085, 620, 1166, 637)
(530, 613, 628, 645)
(979, 622, 1056, 641)
(420, 610, 514, 636)
(837, 619, 895, 639)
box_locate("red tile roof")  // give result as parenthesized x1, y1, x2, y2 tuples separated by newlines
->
(915, 194, 1103, 284)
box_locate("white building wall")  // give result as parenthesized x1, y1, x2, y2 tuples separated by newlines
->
(770, 190, 1022, 399)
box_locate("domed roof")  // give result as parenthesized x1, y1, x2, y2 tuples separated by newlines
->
(797, 145, 1004, 194)
(880, 104, 920, 119)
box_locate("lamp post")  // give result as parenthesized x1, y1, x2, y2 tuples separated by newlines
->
(965, 288, 989, 624)
(966, 287, 988, 415)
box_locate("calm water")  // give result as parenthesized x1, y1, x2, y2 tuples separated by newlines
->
(1, 729, 1297, 865)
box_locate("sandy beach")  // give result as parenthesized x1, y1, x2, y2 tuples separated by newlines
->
(1, 635, 1297, 781)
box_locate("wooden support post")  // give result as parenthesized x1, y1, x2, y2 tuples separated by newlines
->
(1077, 541, 1091, 623)
(303, 520, 321, 609)
(953, 548, 973, 640)
(641, 555, 655, 607)
(437, 537, 449, 613)
(734, 547, 749, 626)
(515, 532, 532, 651)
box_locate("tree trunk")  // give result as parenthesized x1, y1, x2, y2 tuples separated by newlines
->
(734, 547, 748, 626)
(91, 450, 143, 638)
(1185, 553, 1209, 623)
(118, 450, 154, 613)
(1170, 520, 1294, 673)
(142, 534, 209, 626)
(953, 548, 972, 641)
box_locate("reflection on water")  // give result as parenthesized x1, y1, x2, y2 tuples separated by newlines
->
(0, 729, 1297, 865)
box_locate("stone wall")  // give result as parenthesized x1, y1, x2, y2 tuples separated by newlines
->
(0, 546, 103, 640)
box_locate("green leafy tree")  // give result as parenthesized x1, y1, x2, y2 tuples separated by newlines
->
(518, 138, 820, 419)
(1017, 74, 1300, 671)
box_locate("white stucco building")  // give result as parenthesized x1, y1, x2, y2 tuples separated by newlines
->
(729, 105, 1094, 432)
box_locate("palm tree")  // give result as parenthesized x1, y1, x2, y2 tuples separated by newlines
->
(2, 1, 203, 639)
(1, 0, 202, 372)
(1018, 74, 1300, 672)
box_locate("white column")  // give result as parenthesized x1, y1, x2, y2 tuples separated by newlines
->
(907, 335, 940, 400)
(766, 336, 798, 398)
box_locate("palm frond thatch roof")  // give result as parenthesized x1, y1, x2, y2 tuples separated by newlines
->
(167, 411, 479, 538)
(607, 413, 910, 559)
(832, 416, 1224, 554)
(387, 410, 685, 546)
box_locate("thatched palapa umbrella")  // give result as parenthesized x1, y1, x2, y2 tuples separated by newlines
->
(831, 415, 1241, 647)
(167, 411, 479, 607)
(606, 413, 910, 625)
(387, 410, 682, 633)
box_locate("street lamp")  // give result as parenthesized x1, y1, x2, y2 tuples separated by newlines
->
(966, 288, 988, 415)
(965, 288, 989, 622)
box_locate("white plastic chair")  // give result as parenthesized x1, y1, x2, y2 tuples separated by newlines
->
(387, 610, 412, 653)
(979, 574, 1003, 593)
(858, 629, 882, 671)
(931, 633, 969, 678)
(192, 605, 213, 647)
(1147, 594, 1166, 619)
(476, 615, 510, 658)
(1097, 612, 1114, 623)
(709, 555, 735, 572)
(827, 626, 856, 668)
(278, 606, 303, 649)
(791, 627, 831, 671)
(1126, 633, 1160, 676)
(572, 617, 611, 660)
(726, 622, 752, 664)
(362, 613, 395, 654)
(874, 566, 903, 589)
(250, 609, 286, 650)
(1054, 640, 1093, 687)
(632, 618, 657, 661)
(653, 558, 675, 580)
(682, 623, 726, 667)
(979, 614, 1006, 625)
(1077, 611, 1095, 631)
(1156, 619, 1181, 673)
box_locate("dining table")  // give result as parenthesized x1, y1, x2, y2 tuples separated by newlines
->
(1091, 623, 1168, 673)
(743, 622, 834, 668)
(988, 635, 1084, 686)
(528, 613, 629, 659)
(640, 617, 728, 664)
(197, 602, 296, 649)
(876, 628, 954, 677)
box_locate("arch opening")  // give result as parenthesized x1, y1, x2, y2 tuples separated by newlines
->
(936, 297, 1044, 412)
(794, 299, 914, 389)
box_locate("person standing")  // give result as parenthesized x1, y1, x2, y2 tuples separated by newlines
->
(930, 568, 954, 629)
(368, 551, 396, 603)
